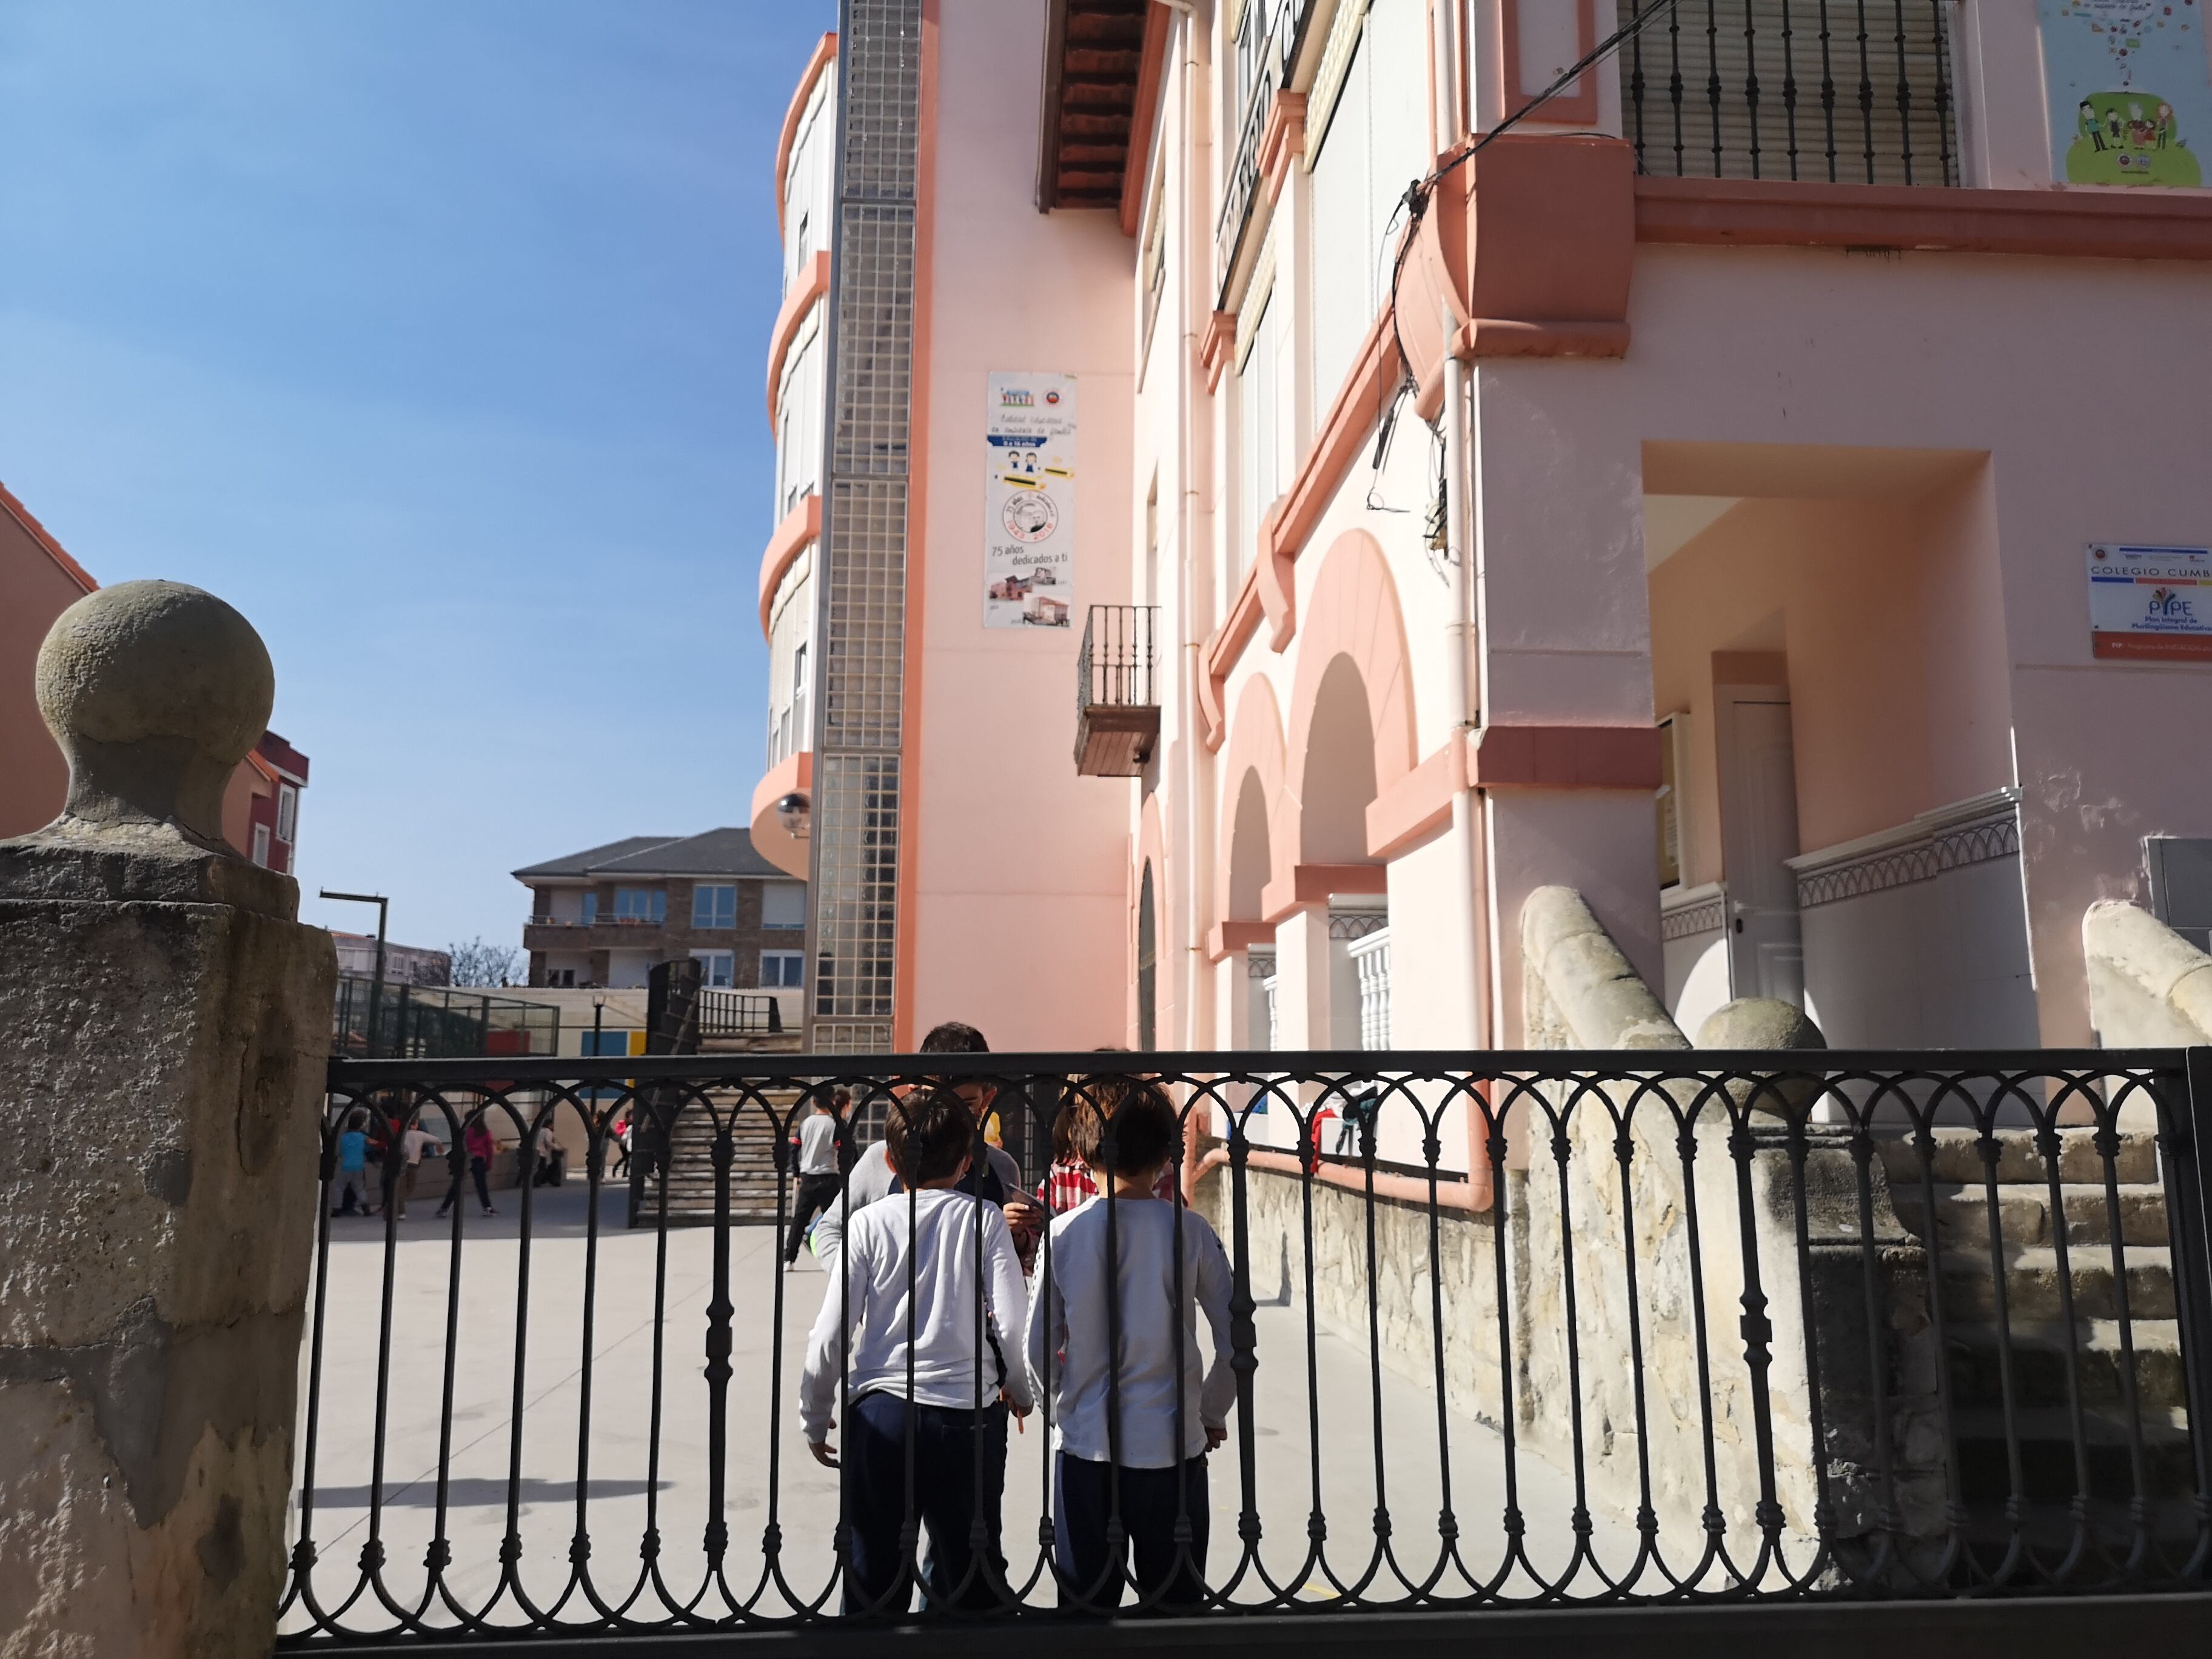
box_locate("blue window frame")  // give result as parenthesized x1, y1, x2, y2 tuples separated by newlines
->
(580, 891, 598, 924)
(692, 884, 737, 929)
(760, 950, 805, 988)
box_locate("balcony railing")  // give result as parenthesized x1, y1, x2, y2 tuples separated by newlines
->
(1215, 0, 1309, 293)
(696, 986, 785, 1039)
(1074, 603, 1161, 776)
(293, 1045, 2212, 1640)
(1620, 0, 1959, 187)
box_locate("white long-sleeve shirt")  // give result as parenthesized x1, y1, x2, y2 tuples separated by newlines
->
(1025, 1196, 1236, 1468)
(808, 1139, 1024, 1265)
(797, 1187, 1033, 1444)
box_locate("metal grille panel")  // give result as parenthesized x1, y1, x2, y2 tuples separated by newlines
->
(807, 0, 923, 1045)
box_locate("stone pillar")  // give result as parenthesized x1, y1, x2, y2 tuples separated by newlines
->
(0, 581, 335, 1657)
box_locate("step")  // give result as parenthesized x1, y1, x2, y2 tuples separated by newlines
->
(1945, 1319, 2188, 1414)
(1941, 1248, 2175, 1322)
(1891, 1182, 2169, 1250)
(1951, 1406, 2197, 1503)
(1877, 1127, 2157, 1189)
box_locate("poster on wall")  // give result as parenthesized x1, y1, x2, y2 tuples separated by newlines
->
(2088, 543, 2212, 660)
(984, 370, 1076, 629)
(2040, 1, 2210, 188)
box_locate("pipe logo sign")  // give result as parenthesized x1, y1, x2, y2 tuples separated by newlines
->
(984, 372, 1075, 628)
(2088, 543, 2212, 660)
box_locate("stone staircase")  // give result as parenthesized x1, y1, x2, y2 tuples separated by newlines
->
(1879, 1126, 2194, 1543)
(631, 1086, 802, 1227)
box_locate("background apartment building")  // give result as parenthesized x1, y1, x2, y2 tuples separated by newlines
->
(758, 2, 2212, 1081)
(517, 827, 806, 994)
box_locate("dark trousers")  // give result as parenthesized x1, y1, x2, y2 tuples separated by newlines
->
(438, 1155, 491, 1216)
(840, 1392, 1008, 1616)
(783, 1172, 843, 1262)
(1053, 1452, 1209, 1612)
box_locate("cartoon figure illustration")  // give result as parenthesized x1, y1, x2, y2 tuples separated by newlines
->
(2062, 89, 2201, 188)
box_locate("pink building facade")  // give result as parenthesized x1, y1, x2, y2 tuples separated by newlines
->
(752, 1, 2212, 1069)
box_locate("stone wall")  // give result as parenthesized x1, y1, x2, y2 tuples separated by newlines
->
(1514, 886, 1946, 1572)
(1512, 1094, 1945, 1563)
(1193, 1157, 1509, 1429)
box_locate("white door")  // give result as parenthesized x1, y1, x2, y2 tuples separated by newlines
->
(1717, 691, 1804, 1005)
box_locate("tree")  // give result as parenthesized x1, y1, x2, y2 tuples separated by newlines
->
(447, 936, 523, 988)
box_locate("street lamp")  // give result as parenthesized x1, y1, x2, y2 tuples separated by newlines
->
(321, 890, 389, 1057)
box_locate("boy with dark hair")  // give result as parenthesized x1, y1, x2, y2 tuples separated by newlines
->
(1028, 1076, 1234, 1610)
(799, 1088, 1032, 1614)
(809, 1022, 1039, 1261)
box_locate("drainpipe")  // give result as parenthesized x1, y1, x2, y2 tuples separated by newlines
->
(1432, 1, 1483, 1055)
(1179, 0, 1213, 1051)
(1431, 5, 1491, 1201)
(1441, 309, 1483, 1056)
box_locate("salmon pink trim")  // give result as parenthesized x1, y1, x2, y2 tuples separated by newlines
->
(1261, 862, 1388, 925)
(1261, 92, 1306, 207)
(1366, 735, 1467, 860)
(1232, 1145, 1488, 1213)
(766, 251, 830, 426)
(1635, 173, 2212, 261)
(1205, 919, 1275, 962)
(774, 33, 839, 240)
(1118, 1, 1174, 238)
(1199, 309, 1238, 393)
(894, 2, 942, 1050)
(1198, 563, 1265, 752)
(756, 493, 822, 643)
(748, 749, 814, 880)
(1472, 724, 1664, 790)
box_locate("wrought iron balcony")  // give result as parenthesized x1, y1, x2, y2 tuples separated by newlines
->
(1620, 0, 1959, 186)
(1074, 602, 1160, 776)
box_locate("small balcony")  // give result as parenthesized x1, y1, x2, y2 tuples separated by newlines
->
(1618, 0, 1959, 186)
(1074, 603, 1160, 777)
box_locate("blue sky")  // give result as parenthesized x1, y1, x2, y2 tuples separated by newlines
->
(0, 0, 834, 953)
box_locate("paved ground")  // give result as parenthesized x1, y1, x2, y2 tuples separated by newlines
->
(284, 1181, 1631, 1634)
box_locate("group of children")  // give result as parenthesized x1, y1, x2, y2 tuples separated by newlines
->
(794, 1022, 1235, 1617)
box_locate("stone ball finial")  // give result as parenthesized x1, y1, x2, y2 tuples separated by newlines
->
(34, 580, 274, 848)
(1695, 997, 1828, 1119)
(1695, 997, 1826, 1052)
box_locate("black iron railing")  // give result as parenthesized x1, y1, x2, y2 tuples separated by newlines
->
(1216, 0, 1312, 292)
(698, 987, 785, 1039)
(1078, 603, 1159, 711)
(282, 1047, 2212, 1643)
(1621, 0, 1959, 186)
(330, 975, 559, 1060)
